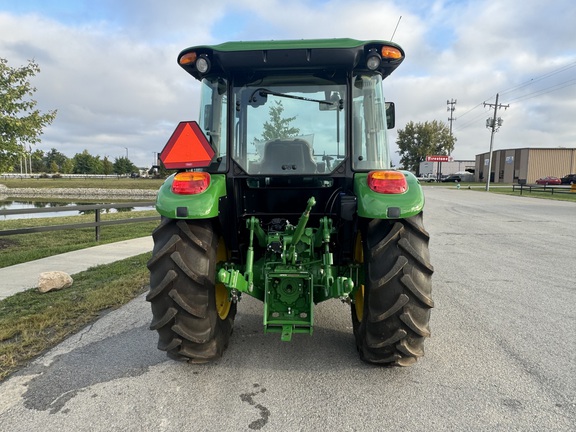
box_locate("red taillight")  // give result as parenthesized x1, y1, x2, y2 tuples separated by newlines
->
(172, 172, 210, 194)
(367, 171, 407, 194)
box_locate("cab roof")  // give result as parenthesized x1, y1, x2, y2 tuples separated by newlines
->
(177, 38, 405, 81)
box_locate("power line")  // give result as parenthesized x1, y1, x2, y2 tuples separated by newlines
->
(455, 101, 484, 119)
(455, 109, 490, 131)
(506, 78, 576, 103)
(454, 59, 576, 131)
(499, 61, 576, 97)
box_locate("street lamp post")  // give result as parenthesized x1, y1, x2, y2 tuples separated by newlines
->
(124, 147, 129, 159)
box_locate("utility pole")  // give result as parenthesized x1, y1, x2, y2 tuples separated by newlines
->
(438, 98, 457, 179)
(447, 98, 457, 139)
(483, 93, 509, 191)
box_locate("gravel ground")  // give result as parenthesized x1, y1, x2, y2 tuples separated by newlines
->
(0, 184, 157, 198)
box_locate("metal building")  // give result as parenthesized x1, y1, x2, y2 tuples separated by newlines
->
(419, 160, 475, 177)
(474, 148, 576, 183)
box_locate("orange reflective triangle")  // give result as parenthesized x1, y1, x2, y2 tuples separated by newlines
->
(160, 121, 215, 169)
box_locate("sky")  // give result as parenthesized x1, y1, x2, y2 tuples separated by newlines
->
(1, 0, 575, 168)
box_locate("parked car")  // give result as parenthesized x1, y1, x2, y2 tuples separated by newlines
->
(441, 174, 462, 183)
(560, 174, 576, 184)
(417, 174, 437, 183)
(535, 176, 561, 185)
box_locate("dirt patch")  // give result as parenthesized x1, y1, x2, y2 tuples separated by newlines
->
(0, 238, 18, 250)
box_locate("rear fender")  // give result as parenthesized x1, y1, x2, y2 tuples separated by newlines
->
(155, 173, 226, 219)
(354, 171, 424, 219)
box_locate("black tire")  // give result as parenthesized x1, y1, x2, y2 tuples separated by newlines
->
(146, 218, 236, 362)
(351, 212, 434, 366)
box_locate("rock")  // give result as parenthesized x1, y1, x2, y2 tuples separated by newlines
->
(37, 271, 73, 293)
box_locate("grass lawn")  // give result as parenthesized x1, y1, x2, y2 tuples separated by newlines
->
(0, 211, 159, 268)
(422, 182, 576, 202)
(487, 185, 576, 202)
(0, 182, 162, 382)
(0, 253, 151, 381)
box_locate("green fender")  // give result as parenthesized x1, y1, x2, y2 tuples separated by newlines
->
(155, 173, 227, 219)
(354, 171, 425, 219)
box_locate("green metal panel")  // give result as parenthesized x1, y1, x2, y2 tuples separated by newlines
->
(194, 38, 398, 52)
(354, 171, 425, 219)
(155, 173, 226, 219)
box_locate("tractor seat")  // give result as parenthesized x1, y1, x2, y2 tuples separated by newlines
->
(259, 139, 317, 174)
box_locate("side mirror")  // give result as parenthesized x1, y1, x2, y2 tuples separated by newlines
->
(385, 101, 395, 129)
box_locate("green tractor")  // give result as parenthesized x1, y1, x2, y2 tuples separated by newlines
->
(147, 38, 434, 366)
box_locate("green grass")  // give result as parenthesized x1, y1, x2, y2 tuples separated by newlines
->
(0, 211, 159, 268)
(422, 182, 576, 202)
(0, 177, 164, 190)
(0, 253, 151, 381)
(0, 210, 158, 382)
(482, 185, 576, 202)
(0, 183, 161, 382)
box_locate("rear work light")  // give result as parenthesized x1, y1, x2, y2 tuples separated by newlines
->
(196, 56, 211, 73)
(367, 171, 407, 194)
(366, 49, 381, 70)
(179, 51, 211, 74)
(172, 171, 211, 195)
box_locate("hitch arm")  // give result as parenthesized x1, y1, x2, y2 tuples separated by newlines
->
(286, 197, 316, 263)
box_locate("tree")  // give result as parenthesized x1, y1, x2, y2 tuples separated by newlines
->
(260, 100, 300, 141)
(102, 156, 114, 175)
(396, 120, 455, 173)
(44, 148, 69, 173)
(31, 149, 45, 173)
(0, 58, 57, 172)
(61, 158, 74, 174)
(113, 156, 137, 175)
(73, 149, 102, 174)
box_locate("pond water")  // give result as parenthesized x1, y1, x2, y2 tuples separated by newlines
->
(0, 199, 155, 220)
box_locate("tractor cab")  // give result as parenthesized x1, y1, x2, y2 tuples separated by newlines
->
(175, 39, 402, 178)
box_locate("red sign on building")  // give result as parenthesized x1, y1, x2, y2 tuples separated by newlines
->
(426, 155, 452, 162)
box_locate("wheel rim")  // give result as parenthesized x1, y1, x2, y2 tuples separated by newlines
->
(353, 232, 364, 322)
(215, 283, 231, 319)
(355, 285, 365, 322)
(215, 237, 231, 320)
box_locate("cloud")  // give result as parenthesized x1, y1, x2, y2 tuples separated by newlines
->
(0, 12, 198, 165)
(1, 0, 575, 168)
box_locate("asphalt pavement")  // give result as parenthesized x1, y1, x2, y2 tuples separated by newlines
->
(0, 190, 575, 430)
(0, 236, 153, 300)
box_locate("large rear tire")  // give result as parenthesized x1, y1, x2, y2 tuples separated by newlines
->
(147, 218, 236, 362)
(352, 213, 434, 366)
